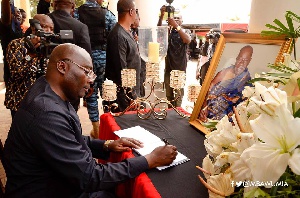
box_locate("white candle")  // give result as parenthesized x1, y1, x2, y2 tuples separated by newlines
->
(148, 42, 160, 63)
(104, 79, 113, 85)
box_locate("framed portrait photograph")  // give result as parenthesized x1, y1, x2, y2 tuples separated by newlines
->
(189, 33, 292, 135)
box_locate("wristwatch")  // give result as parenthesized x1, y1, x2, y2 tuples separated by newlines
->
(176, 26, 181, 31)
(103, 140, 114, 151)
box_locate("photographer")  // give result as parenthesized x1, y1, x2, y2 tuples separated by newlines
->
(196, 29, 220, 85)
(4, 14, 54, 118)
(157, 5, 191, 108)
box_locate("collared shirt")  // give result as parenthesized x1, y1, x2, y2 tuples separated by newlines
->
(3, 77, 149, 197)
(4, 37, 48, 111)
(105, 23, 141, 111)
(165, 28, 191, 72)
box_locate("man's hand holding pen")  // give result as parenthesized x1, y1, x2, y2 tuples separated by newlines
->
(161, 138, 170, 145)
(145, 139, 178, 169)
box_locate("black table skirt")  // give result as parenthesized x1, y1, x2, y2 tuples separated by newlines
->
(115, 110, 209, 198)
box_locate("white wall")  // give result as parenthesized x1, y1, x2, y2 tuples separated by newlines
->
(249, 0, 300, 59)
(108, 0, 163, 27)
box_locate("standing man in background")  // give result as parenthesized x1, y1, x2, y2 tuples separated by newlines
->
(37, 0, 51, 14)
(199, 29, 220, 85)
(19, 8, 29, 33)
(157, 6, 191, 108)
(0, 0, 23, 86)
(48, 0, 92, 111)
(77, 0, 116, 139)
(130, 9, 146, 97)
(105, 0, 141, 112)
(4, 14, 54, 119)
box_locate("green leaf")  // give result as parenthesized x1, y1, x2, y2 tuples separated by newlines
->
(286, 16, 295, 35)
(244, 188, 271, 198)
(297, 78, 300, 89)
(248, 78, 270, 83)
(273, 19, 290, 32)
(265, 73, 292, 77)
(202, 121, 218, 129)
(294, 108, 300, 118)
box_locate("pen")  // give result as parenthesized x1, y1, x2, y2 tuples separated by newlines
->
(161, 138, 170, 145)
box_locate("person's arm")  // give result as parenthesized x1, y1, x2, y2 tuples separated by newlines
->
(157, 5, 165, 26)
(208, 69, 225, 91)
(167, 17, 191, 44)
(30, 109, 176, 191)
(1, 0, 12, 25)
(29, 110, 149, 191)
(106, 10, 117, 32)
(196, 56, 201, 80)
(78, 23, 92, 55)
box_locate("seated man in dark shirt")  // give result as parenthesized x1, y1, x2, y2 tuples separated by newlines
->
(3, 43, 178, 197)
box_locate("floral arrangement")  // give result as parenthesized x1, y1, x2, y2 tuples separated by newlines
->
(196, 11, 300, 198)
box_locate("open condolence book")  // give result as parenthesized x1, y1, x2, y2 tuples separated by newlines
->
(114, 126, 190, 171)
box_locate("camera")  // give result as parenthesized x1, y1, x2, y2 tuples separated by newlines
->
(207, 32, 220, 39)
(27, 19, 73, 58)
(166, 0, 175, 17)
(25, 19, 73, 78)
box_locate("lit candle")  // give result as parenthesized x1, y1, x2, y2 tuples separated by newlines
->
(148, 42, 160, 63)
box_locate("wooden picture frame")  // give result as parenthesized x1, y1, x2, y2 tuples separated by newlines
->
(189, 33, 292, 135)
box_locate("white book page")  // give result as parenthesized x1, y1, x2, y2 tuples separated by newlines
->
(114, 126, 190, 171)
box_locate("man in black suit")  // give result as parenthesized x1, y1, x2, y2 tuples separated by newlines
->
(48, 0, 92, 111)
(48, 0, 92, 55)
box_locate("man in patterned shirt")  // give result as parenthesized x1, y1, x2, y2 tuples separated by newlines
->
(77, 0, 116, 139)
(4, 14, 54, 118)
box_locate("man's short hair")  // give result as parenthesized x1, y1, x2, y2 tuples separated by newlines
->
(19, 8, 26, 13)
(53, 0, 75, 7)
(117, 0, 134, 13)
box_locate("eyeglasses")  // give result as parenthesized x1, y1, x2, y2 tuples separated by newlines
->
(61, 59, 96, 81)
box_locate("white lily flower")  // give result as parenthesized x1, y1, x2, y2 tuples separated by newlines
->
(242, 86, 255, 98)
(202, 155, 215, 179)
(214, 152, 240, 171)
(241, 143, 289, 187)
(235, 133, 257, 153)
(241, 104, 300, 187)
(248, 82, 288, 116)
(233, 103, 254, 132)
(229, 157, 252, 182)
(204, 132, 224, 157)
(288, 148, 300, 175)
(207, 173, 234, 198)
(204, 116, 240, 157)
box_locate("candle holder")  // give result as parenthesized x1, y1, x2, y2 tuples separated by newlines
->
(186, 84, 201, 111)
(187, 84, 201, 103)
(102, 26, 188, 119)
